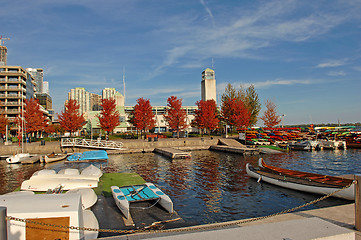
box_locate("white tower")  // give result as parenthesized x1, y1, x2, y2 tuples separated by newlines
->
(201, 68, 216, 103)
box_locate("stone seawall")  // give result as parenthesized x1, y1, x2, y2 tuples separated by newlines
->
(0, 137, 219, 155)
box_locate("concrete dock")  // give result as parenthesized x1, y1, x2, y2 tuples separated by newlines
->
(154, 147, 192, 159)
(98, 203, 360, 239)
(209, 138, 259, 155)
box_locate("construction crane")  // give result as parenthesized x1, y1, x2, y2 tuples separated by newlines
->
(0, 36, 10, 46)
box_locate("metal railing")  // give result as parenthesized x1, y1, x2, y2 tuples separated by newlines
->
(61, 138, 124, 150)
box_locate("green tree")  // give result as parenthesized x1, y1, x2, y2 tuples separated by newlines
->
(244, 85, 261, 127)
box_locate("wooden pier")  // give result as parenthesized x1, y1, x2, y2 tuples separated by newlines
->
(21, 155, 41, 164)
(154, 148, 192, 159)
(210, 138, 259, 155)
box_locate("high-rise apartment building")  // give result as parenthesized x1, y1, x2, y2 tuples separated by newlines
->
(68, 87, 91, 114)
(0, 66, 37, 133)
(102, 88, 125, 107)
(0, 45, 7, 66)
(201, 68, 217, 103)
(42, 81, 49, 94)
(26, 68, 43, 93)
(90, 93, 102, 111)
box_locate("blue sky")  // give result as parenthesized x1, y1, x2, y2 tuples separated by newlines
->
(1, 0, 361, 125)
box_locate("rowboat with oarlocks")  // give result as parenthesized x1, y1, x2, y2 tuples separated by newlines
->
(246, 158, 355, 200)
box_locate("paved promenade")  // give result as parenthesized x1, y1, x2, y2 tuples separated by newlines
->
(98, 203, 360, 240)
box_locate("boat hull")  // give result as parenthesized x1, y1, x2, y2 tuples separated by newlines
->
(21, 178, 98, 191)
(6, 153, 30, 164)
(246, 163, 354, 200)
(111, 186, 130, 218)
(44, 153, 67, 163)
(145, 183, 173, 213)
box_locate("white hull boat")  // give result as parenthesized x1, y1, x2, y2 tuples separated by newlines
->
(246, 158, 355, 200)
(31, 165, 102, 181)
(0, 193, 98, 240)
(111, 183, 173, 219)
(21, 178, 98, 191)
(66, 188, 98, 209)
(6, 153, 30, 164)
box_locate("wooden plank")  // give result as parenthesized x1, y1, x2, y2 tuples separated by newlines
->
(122, 213, 135, 227)
(355, 175, 361, 231)
(26, 217, 69, 240)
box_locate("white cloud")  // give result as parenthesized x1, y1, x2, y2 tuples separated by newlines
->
(328, 71, 346, 76)
(316, 59, 347, 68)
(217, 78, 316, 93)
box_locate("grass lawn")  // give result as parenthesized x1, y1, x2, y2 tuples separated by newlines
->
(95, 172, 146, 196)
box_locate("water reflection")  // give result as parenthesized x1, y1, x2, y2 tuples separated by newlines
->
(0, 149, 359, 225)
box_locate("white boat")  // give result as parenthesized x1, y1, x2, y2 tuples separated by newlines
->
(0, 193, 98, 240)
(30, 165, 102, 181)
(6, 153, 30, 164)
(288, 140, 321, 151)
(145, 182, 173, 213)
(111, 183, 173, 219)
(81, 164, 103, 179)
(319, 140, 347, 150)
(44, 153, 68, 163)
(111, 186, 130, 218)
(83, 209, 99, 240)
(246, 158, 355, 200)
(66, 188, 98, 209)
(21, 178, 98, 191)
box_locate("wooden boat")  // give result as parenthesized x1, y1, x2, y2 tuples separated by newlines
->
(0, 193, 98, 240)
(246, 158, 354, 200)
(44, 153, 68, 163)
(111, 183, 174, 219)
(66, 150, 108, 162)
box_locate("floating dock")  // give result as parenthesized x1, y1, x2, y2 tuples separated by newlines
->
(154, 147, 192, 159)
(209, 139, 259, 155)
(93, 173, 184, 238)
(21, 155, 41, 164)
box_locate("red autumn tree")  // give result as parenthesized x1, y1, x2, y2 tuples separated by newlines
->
(221, 97, 250, 131)
(0, 103, 9, 135)
(97, 98, 120, 138)
(164, 96, 187, 138)
(58, 99, 86, 136)
(192, 99, 219, 135)
(129, 98, 155, 138)
(261, 99, 281, 127)
(22, 98, 49, 138)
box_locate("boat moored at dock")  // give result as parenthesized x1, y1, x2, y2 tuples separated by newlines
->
(246, 158, 355, 200)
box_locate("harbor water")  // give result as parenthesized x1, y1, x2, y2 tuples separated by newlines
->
(0, 149, 360, 225)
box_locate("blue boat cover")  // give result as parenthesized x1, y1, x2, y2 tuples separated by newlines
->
(67, 150, 108, 161)
(120, 185, 160, 202)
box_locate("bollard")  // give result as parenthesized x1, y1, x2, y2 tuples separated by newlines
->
(0, 207, 7, 240)
(355, 175, 361, 231)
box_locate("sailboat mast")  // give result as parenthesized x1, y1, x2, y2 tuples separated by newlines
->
(123, 66, 126, 103)
(21, 96, 24, 153)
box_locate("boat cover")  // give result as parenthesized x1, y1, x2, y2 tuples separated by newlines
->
(67, 150, 108, 161)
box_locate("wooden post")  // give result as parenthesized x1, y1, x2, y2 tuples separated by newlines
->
(355, 175, 361, 231)
(0, 207, 7, 240)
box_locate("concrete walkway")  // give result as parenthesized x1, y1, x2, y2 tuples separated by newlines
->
(97, 203, 360, 240)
